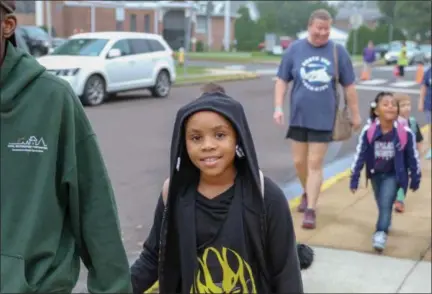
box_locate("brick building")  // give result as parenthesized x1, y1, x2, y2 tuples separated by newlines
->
(14, 0, 252, 51)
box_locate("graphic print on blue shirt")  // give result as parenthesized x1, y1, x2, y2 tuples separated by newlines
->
(276, 39, 355, 131)
(300, 56, 332, 92)
(374, 131, 395, 173)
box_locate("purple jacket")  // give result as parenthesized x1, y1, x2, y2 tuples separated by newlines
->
(363, 47, 376, 63)
(350, 119, 421, 192)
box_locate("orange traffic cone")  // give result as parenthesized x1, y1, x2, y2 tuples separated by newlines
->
(416, 64, 424, 84)
(360, 69, 370, 81)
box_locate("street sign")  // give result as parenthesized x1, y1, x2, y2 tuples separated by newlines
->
(350, 14, 363, 29)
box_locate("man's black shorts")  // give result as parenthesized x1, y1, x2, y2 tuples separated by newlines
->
(286, 126, 333, 143)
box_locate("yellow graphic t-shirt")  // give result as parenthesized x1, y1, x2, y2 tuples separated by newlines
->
(145, 246, 257, 294)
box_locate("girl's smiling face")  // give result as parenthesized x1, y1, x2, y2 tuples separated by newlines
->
(185, 111, 237, 179)
(375, 95, 398, 122)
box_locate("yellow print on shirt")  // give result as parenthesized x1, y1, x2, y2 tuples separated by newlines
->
(191, 246, 257, 293)
(144, 247, 256, 294)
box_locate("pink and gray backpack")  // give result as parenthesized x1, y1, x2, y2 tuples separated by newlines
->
(366, 118, 408, 150)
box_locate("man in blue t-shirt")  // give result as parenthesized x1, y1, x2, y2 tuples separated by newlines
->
(273, 9, 361, 229)
(419, 66, 431, 159)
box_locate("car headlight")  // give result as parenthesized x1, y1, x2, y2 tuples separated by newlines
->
(384, 53, 390, 59)
(56, 68, 80, 76)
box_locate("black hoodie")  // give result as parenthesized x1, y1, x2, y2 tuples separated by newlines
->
(131, 93, 303, 293)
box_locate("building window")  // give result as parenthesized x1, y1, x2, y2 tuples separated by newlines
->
(130, 14, 137, 32)
(144, 14, 151, 33)
(196, 16, 206, 33)
(116, 21, 124, 31)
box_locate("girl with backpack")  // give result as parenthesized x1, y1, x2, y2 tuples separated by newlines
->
(350, 92, 421, 252)
(130, 91, 303, 293)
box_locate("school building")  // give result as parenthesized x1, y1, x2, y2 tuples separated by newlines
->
(14, 1, 250, 51)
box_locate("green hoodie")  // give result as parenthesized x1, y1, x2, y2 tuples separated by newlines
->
(0, 42, 132, 293)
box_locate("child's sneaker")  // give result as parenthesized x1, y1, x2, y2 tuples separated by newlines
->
(372, 231, 387, 252)
(297, 193, 308, 213)
(394, 201, 405, 213)
(302, 209, 316, 229)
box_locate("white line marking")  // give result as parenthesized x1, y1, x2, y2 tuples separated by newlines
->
(256, 69, 278, 76)
(389, 81, 419, 88)
(356, 85, 420, 94)
(225, 65, 245, 70)
(358, 79, 388, 85)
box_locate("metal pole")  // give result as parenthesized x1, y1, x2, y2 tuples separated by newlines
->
(224, 0, 231, 52)
(35, 0, 44, 27)
(45, 1, 52, 38)
(183, 8, 193, 76)
(91, 4, 96, 32)
(388, 22, 394, 44)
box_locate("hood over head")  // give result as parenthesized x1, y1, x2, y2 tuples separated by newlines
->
(1, 41, 45, 112)
(167, 91, 262, 200)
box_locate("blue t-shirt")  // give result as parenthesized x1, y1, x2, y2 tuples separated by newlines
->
(374, 131, 395, 174)
(422, 67, 431, 111)
(277, 39, 356, 131)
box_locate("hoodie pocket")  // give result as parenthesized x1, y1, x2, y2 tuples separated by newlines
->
(1, 253, 35, 293)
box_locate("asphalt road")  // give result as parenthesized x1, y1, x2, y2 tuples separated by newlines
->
(73, 73, 427, 291)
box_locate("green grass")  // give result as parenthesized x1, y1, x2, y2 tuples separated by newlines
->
(185, 51, 373, 64)
(176, 72, 258, 85)
(175, 65, 207, 77)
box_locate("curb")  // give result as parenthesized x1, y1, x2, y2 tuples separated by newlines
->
(287, 124, 430, 210)
(173, 72, 260, 87)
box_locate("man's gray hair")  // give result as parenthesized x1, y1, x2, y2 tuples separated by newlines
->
(308, 9, 332, 25)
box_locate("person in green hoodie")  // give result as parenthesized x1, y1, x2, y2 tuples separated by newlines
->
(1, 1, 132, 293)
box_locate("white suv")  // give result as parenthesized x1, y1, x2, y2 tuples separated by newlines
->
(37, 32, 176, 106)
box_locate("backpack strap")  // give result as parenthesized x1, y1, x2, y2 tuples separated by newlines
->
(409, 116, 418, 132)
(161, 171, 265, 207)
(396, 121, 408, 150)
(259, 170, 265, 198)
(366, 120, 377, 144)
(162, 178, 170, 206)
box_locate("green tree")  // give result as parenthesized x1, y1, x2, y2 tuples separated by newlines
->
(255, 1, 337, 37)
(394, 0, 431, 41)
(376, 0, 397, 22)
(234, 7, 265, 51)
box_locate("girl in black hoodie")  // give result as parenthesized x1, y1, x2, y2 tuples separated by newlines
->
(131, 90, 304, 293)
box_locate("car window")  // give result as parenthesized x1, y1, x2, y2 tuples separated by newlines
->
(147, 39, 165, 52)
(111, 39, 132, 56)
(129, 39, 152, 55)
(21, 26, 50, 40)
(51, 38, 108, 56)
(15, 30, 30, 53)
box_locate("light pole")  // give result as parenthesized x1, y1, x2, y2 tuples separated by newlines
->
(224, 0, 231, 52)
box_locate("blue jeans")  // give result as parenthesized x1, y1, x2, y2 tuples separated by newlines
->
(371, 173, 398, 233)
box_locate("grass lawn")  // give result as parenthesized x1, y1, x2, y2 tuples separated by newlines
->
(185, 52, 374, 64)
(175, 65, 207, 77)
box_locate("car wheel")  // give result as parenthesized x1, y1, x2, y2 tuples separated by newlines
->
(151, 70, 171, 98)
(31, 48, 44, 57)
(80, 75, 106, 106)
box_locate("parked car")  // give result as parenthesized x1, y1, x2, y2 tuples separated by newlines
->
(37, 32, 176, 106)
(16, 25, 51, 56)
(419, 44, 431, 63)
(14, 28, 30, 53)
(384, 41, 425, 65)
(374, 43, 389, 59)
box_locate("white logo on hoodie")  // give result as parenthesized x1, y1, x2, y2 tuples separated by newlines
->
(7, 136, 48, 153)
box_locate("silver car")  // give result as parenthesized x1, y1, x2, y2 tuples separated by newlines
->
(419, 44, 431, 63)
(384, 41, 425, 65)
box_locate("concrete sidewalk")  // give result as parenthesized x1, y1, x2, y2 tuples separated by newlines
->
(293, 154, 431, 293)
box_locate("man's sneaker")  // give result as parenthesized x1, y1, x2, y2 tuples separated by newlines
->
(302, 209, 316, 229)
(297, 193, 308, 213)
(372, 231, 387, 252)
(394, 201, 405, 213)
